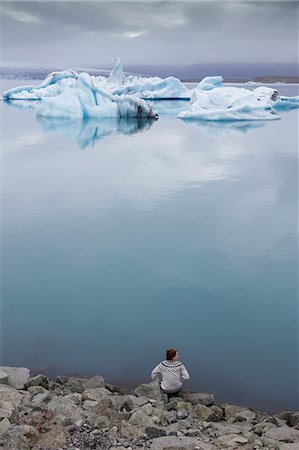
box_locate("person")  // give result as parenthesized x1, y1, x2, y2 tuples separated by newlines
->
(151, 348, 190, 398)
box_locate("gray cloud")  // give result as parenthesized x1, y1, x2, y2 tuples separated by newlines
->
(0, 1, 298, 70)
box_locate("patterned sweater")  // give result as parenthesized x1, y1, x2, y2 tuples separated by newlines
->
(151, 360, 190, 393)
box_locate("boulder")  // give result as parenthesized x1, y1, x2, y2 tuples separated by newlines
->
(82, 387, 111, 402)
(26, 374, 49, 390)
(210, 405, 224, 421)
(183, 392, 214, 406)
(194, 404, 214, 421)
(27, 386, 48, 397)
(149, 434, 210, 449)
(235, 409, 256, 422)
(32, 425, 70, 449)
(264, 426, 299, 443)
(0, 385, 24, 420)
(119, 419, 145, 438)
(128, 409, 155, 428)
(0, 367, 30, 390)
(84, 374, 104, 389)
(280, 444, 299, 450)
(0, 371, 8, 385)
(224, 404, 248, 420)
(145, 426, 167, 438)
(46, 395, 84, 423)
(31, 392, 51, 407)
(65, 376, 84, 393)
(0, 424, 38, 450)
(0, 418, 10, 433)
(135, 381, 162, 401)
(217, 433, 248, 447)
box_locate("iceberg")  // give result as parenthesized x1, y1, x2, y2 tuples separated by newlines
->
(273, 95, 299, 110)
(196, 76, 224, 91)
(3, 58, 190, 102)
(36, 73, 158, 120)
(178, 86, 280, 121)
(3, 69, 78, 100)
(108, 56, 125, 85)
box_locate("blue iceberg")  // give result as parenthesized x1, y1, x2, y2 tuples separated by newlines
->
(178, 86, 281, 121)
(36, 73, 158, 120)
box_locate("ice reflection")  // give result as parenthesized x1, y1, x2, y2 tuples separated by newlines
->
(37, 117, 155, 148)
(5, 99, 155, 148)
(181, 118, 268, 136)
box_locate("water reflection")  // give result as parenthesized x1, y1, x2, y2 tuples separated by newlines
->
(181, 118, 268, 136)
(5, 100, 155, 148)
(38, 117, 155, 148)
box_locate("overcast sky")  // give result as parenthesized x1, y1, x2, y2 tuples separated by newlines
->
(0, 1, 298, 71)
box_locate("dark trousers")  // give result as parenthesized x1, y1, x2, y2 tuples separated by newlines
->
(161, 388, 181, 401)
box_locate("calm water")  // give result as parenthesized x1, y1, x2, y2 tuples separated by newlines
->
(1, 79, 298, 412)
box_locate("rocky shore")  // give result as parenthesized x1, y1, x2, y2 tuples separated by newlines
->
(0, 366, 298, 450)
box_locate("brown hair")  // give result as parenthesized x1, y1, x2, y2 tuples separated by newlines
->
(166, 348, 177, 360)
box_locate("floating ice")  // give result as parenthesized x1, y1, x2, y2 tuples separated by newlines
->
(196, 76, 224, 91)
(178, 86, 280, 121)
(108, 56, 125, 85)
(36, 72, 158, 120)
(3, 70, 78, 100)
(273, 95, 299, 110)
(3, 59, 190, 101)
(110, 76, 190, 99)
(3, 58, 299, 123)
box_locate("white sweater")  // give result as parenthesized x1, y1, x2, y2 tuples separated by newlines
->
(151, 360, 190, 393)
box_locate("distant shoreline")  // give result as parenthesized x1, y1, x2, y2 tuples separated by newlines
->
(183, 76, 299, 84)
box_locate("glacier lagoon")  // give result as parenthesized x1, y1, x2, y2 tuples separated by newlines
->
(1, 77, 298, 412)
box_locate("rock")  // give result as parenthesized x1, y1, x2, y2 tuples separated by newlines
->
(31, 392, 51, 407)
(82, 400, 99, 410)
(177, 408, 188, 420)
(183, 392, 214, 406)
(0, 425, 38, 450)
(32, 425, 70, 449)
(46, 395, 84, 423)
(112, 395, 134, 412)
(163, 410, 177, 424)
(55, 375, 68, 384)
(224, 404, 248, 420)
(210, 422, 243, 436)
(289, 412, 299, 428)
(65, 376, 84, 393)
(210, 405, 223, 421)
(264, 426, 299, 442)
(27, 386, 48, 396)
(140, 402, 153, 416)
(84, 374, 105, 389)
(145, 426, 167, 438)
(0, 419, 10, 433)
(0, 385, 24, 420)
(64, 392, 82, 405)
(119, 419, 145, 438)
(0, 371, 8, 385)
(0, 367, 30, 390)
(280, 444, 299, 450)
(82, 387, 111, 402)
(165, 399, 180, 411)
(128, 409, 155, 428)
(194, 404, 214, 421)
(236, 409, 256, 422)
(26, 374, 49, 390)
(149, 434, 206, 449)
(135, 381, 163, 401)
(217, 433, 248, 447)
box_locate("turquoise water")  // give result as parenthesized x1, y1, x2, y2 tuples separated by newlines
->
(1, 79, 298, 412)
